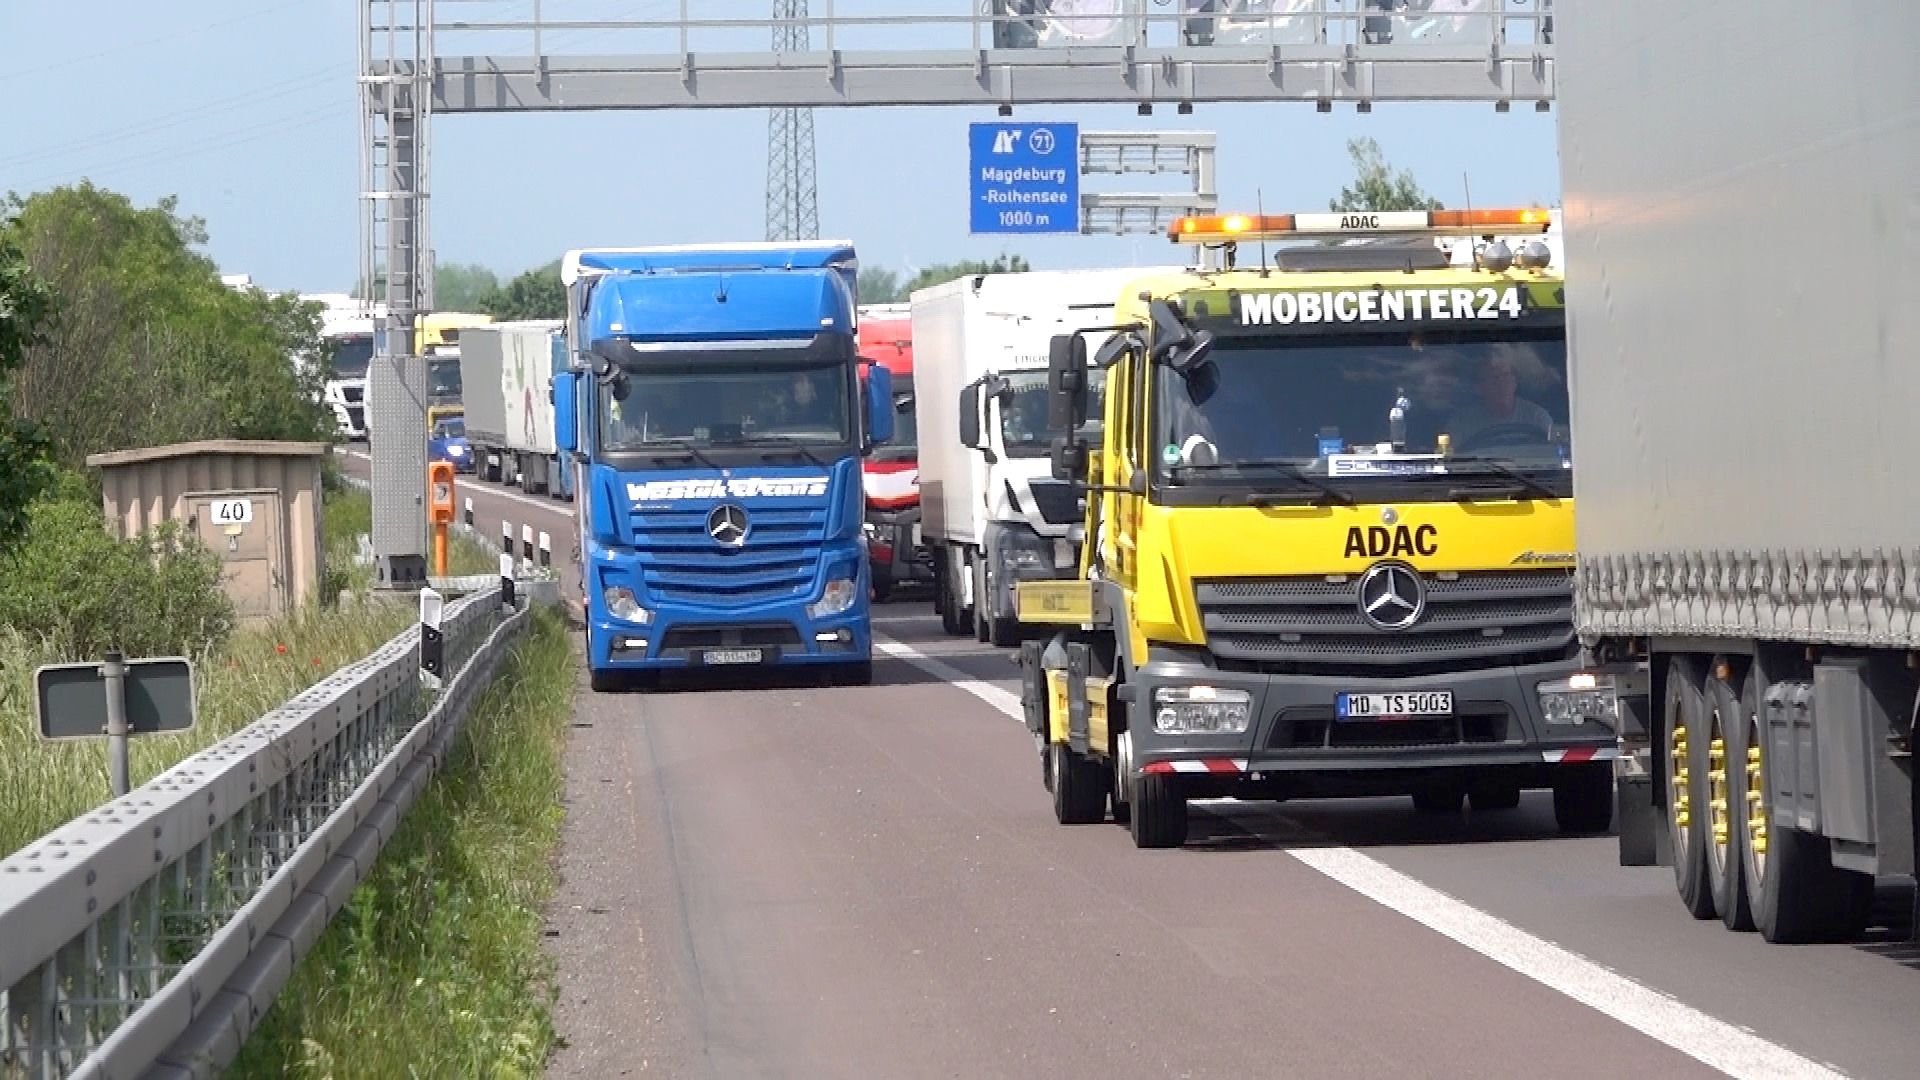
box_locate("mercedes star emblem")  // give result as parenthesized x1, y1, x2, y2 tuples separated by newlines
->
(706, 504, 749, 548)
(1357, 561, 1426, 631)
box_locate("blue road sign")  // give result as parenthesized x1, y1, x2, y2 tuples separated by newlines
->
(968, 121, 1080, 235)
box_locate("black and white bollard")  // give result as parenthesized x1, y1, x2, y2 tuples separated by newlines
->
(499, 550, 517, 611)
(464, 496, 474, 528)
(501, 519, 513, 561)
(419, 586, 445, 690)
(522, 524, 535, 574)
(538, 531, 552, 570)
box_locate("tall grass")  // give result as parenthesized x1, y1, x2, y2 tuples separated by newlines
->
(231, 604, 575, 1079)
(0, 485, 503, 859)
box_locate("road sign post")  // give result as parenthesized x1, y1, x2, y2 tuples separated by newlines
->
(969, 121, 1081, 235)
(35, 654, 197, 799)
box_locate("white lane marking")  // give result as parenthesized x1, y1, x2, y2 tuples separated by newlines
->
(344, 451, 574, 521)
(869, 631, 1848, 1080)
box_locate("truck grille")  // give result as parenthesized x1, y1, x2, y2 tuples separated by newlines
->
(1195, 569, 1576, 673)
(1024, 479, 1080, 526)
(631, 506, 827, 609)
(342, 385, 364, 404)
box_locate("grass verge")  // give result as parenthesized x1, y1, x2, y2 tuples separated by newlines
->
(230, 602, 576, 1079)
(0, 486, 418, 858)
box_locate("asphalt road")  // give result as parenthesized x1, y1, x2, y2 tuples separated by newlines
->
(344, 451, 1919, 1078)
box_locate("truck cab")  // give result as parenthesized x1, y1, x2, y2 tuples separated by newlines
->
(1018, 208, 1616, 848)
(551, 242, 895, 690)
(856, 305, 929, 600)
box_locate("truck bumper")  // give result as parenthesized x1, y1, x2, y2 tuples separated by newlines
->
(588, 604, 872, 671)
(865, 509, 933, 586)
(1123, 653, 1616, 796)
(985, 521, 1078, 622)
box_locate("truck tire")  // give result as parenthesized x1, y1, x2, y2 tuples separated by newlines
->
(1738, 662, 1874, 943)
(1050, 742, 1108, 825)
(1665, 657, 1719, 920)
(872, 571, 893, 603)
(1552, 763, 1614, 834)
(1128, 771, 1189, 848)
(971, 558, 991, 643)
(1705, 667, 1755, 931)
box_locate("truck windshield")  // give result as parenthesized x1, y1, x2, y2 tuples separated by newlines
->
(1154, 330, 1570, 498)
(871, 375, 916, 463)
(429, 357, 462, 399)
(329, 335, 372, 380)
(1000, 368, 1107, 458)
(600, 361, 853, 451)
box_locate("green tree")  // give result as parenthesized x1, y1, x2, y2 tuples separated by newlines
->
(1329, 136, 1444, 213)
(898, 254, 1031, 297)
(856, 266, 903, 305)
(1, 182, 332, 469)
(478, 258, 565, 321)
(0, 227, 57, 551)
(430, 261, 501, 311)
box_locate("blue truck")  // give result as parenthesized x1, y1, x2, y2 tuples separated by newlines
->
(551, 242, 894, 691)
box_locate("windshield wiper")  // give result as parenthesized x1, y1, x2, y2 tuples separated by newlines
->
(1442, 456, 1564, 501)
(626, 438, 723, 470)
(1171, 460, 1355, 506)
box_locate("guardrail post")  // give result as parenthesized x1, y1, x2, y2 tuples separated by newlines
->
(501, 519, 513, 562)
(521, 524, 534, 574)
(464, 495, 474, 527)
(419, 586, 445, 689)
(538, 531, 551, 570)
(103, 648, 130, 797)
(500, 551, 517, 611)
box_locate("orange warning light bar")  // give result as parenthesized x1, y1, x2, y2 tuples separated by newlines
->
(1168, 207, 1553, 243)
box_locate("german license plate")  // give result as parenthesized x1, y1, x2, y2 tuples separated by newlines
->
(1336, 691, 1454, 718)
(701, 648, 763, 665)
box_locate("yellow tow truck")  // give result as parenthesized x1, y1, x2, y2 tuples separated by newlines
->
(1016, 207, 1618, 847)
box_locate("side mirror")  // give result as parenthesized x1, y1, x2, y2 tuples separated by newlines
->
(1050, 434, 1088, 483)
(957, 381, 983, 450)
(551, 371, 579, 456)
(864, 363, 895, 449)
(1047, 333, 1088, 431)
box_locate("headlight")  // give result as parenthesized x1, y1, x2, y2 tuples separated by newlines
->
(808, 577, 858, 619)
(996, 529, 1053, 570)
(1152, 685, 1252, 735)
(1537, 673, 1619, 727)
(603, 586, 652, 624)
(446, 445, 466, 456)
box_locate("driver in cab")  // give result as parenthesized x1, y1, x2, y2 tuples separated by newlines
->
(1445, 353, 1552, 447)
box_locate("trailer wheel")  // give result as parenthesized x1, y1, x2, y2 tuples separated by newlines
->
(1552, 763, 1614, 834)
(1665, 656, 1718, 919)
(1128, 770, 1189, 848)
(1739, 662, 1873, 942)
(1705, 666, 1755, 931)
(1050, 742, 1108, 825)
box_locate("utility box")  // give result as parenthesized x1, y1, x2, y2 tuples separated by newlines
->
(85, 439, 330, 620)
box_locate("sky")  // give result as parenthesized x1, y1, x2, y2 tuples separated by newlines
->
(0, 1, 1562, 296)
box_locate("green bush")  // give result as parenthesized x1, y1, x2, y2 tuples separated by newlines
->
(0, 485, 234, 660)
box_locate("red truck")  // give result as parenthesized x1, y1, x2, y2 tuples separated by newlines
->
(858, 305, 929, 600)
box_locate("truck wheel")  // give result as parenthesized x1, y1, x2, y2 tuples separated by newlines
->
(1665, 657, 1719, 919)
(872, 572, 893, 603)
(1128, 771, 1189, 848)
(1739, 663, 1873, 942)
(971, 559, 991, 643)
(1705, 668, 1755, 931)
(1050, 742, 1108, 825)
(1552, 762, 1614, 834)
(831, 660, 874, 687)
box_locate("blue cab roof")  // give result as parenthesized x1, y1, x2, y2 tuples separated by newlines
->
(562, 241, 857, 285)
(583, 266, 855, 344)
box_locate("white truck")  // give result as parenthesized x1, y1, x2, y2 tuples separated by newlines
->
(1559, 0, 1918, 943)
(458, 320, 571, 498)
(301, 293, 378, 440)
(911, 267, 1178, 646)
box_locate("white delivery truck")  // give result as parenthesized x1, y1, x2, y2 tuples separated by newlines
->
(1558, 0, 1918, 943)
(912, 267, 1181, 646)
(458, 320, 571, 498)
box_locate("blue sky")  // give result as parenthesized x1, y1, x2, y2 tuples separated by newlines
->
(0, 1, 1561, 294)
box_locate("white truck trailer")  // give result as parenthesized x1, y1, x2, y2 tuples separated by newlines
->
(458, 320, 571, 498)
(1559, 0, 1918, 943)
(911, 267, 1179, 646)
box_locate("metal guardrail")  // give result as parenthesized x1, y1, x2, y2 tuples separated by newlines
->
(0, 576, 559, 1079)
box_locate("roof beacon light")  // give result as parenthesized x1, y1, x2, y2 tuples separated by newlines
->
(1168, 207, 1553, 244)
